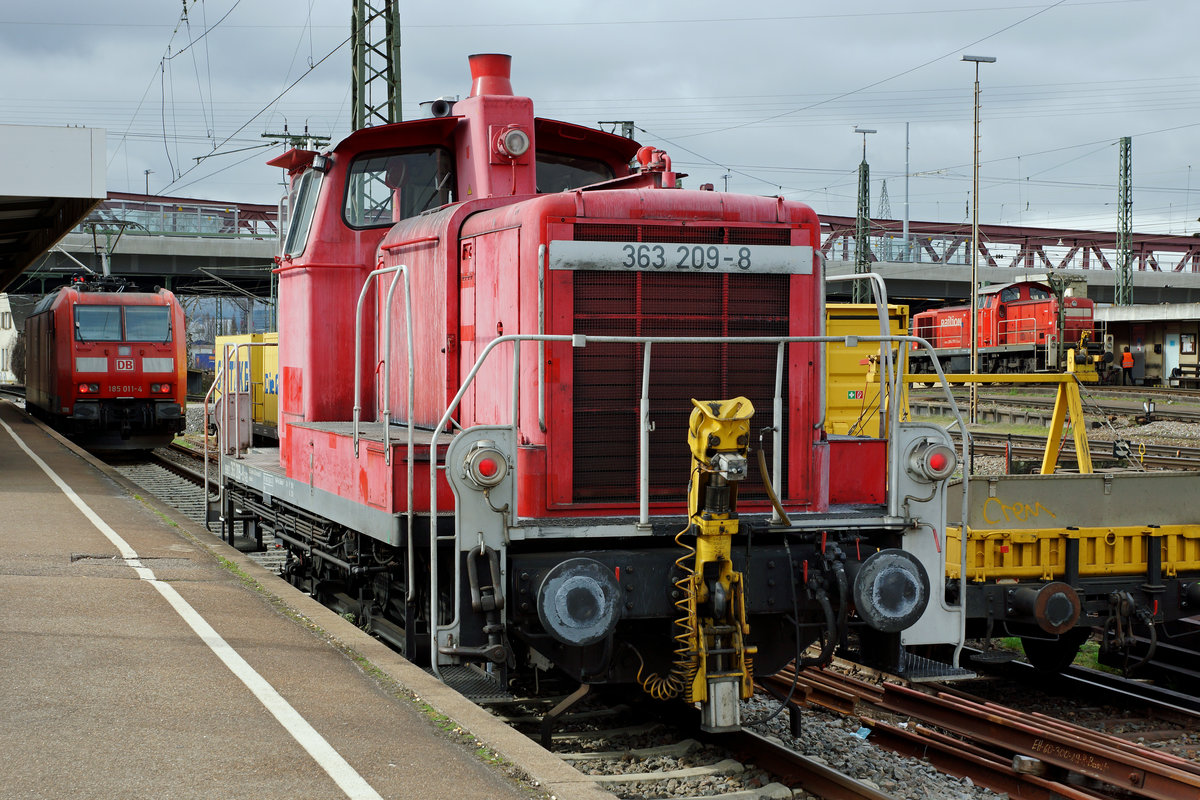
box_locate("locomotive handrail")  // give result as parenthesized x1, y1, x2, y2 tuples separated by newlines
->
(426, 330, 973, 676)
(902, 334, 973, 667)
(826, 271, 895, 438)
(226, 341, 277, 461)
(351, 263, 417, 602)
(211, 340, 279, 545)
(201, 365, 225, 528)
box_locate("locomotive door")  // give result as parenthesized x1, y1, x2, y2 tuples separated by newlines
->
(1164, 325, 1180, 383)
(459, 229, 520, 427)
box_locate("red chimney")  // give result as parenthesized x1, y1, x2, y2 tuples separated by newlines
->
(468, 53, 513, 97)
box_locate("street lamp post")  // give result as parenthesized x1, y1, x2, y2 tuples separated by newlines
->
(962, 54, 995, 425)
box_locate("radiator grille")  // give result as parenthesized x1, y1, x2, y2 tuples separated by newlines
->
(572, 271, 790, 504)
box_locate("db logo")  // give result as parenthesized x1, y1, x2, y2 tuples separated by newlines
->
(115, 358, 135, 371)
(846, 390, 864, 400)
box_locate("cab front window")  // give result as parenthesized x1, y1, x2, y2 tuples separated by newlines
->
(536, 152, 614, 192)
(124, 306, 171, 341)
(74, 306, 122, 341)
(344, 147, 456, 228)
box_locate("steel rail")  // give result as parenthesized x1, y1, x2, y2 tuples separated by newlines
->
(956, 430, 1200, 470)
(955, 646, 1200, 718)
(722, 728, 902, 800)
(151, 447, 206, 487)
(858, 716, 1112, 800)
(875, 682, 1200, 800)
(766, 664, 1200, 800)
(912, 390, 1200, 424)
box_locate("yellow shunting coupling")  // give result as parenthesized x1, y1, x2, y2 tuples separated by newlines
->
(682, 397, 757, 732)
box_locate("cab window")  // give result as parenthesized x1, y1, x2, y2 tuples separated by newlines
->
(1028, 286, 1050, 300)
(282, 169, 322, 258)
(536, 152, 614, 192)
(74, 306, 122, 341)
(344, 147, 456, 228)
(124, 306, 171, 341)
(1000, 287, 1019, 302)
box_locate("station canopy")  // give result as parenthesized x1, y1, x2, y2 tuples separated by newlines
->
(0, 124, 106, 292)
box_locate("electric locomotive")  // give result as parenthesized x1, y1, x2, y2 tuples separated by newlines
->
(25, 276, 187, 449)
(910, 280, 1104, 374)
(214, 54, 968, 730)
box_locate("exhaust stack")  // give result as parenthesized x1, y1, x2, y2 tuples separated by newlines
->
(468, 53, 513, 97)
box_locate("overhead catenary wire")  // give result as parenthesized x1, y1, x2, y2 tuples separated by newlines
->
(161, 31, 353, 195)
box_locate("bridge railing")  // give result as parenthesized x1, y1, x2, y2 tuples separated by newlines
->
(823, 221, 1200, 273)
(74, 195, 280, 240)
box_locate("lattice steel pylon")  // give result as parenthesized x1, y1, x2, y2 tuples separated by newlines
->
(1115, 136, 1133, 306)
(853, 159, 871, 303)
(877, 179, 891, 220)
(351, 0, 402, 130)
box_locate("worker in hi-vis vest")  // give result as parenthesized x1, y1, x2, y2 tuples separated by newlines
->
(1121, 346, 1135, 385)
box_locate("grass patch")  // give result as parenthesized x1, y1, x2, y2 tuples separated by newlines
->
(130, 493, 182, 529)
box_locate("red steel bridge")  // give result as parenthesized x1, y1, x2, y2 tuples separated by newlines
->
(820, 214, 1200, 306)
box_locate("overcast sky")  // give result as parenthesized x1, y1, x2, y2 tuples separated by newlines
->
(3, 0, 1196, 235)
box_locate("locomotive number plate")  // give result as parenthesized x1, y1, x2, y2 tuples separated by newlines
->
(549, 241, 812, 274)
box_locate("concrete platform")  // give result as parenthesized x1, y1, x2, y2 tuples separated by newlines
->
(0, 401, 613, 800)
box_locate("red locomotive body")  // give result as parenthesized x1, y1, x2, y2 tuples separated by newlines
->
(911, 280, 1097, 373)
(218, 54, 965, 725)
(25, 281, 186, 449)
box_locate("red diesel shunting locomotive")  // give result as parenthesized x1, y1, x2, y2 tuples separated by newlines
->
(910, 280, 1100, 374)
(25, 277, 186, 449)
(215, 53, 966, 731)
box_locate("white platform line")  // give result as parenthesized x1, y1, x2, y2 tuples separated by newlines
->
(2, 418, 384, 800)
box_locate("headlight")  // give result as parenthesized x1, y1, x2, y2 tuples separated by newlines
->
(906, 440, 957, 482)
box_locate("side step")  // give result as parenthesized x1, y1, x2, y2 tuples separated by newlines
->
(438, 664, 513, 703)
(902, 650, 976, 682)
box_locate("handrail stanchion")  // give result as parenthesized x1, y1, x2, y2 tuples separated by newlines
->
(201, 357, 226, 530)
(771, 342, 784, 524)
(905, 335, 972, 668)
(638, 343, 652, 530)
(353, 265, 405, 457)
(825, 272, 892, 437)
(347, 262, 417, 599)
(233, 342, 243, 459)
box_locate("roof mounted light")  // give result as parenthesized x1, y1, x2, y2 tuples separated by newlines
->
(497, 126, 530, 159)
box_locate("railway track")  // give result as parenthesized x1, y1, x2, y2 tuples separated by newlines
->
(910, 386, 1200, 425)
(492, 692, 903, 800)
(108, 445, 288, 573)
(960, 431, 1200, 471)
(966, 649, 1200, 717)
(760, 663, 1200, 800)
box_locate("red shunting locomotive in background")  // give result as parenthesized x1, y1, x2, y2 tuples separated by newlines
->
(25, 277, 187, 449)
(215, 53, 965, 731)
(910, 280, 1103, 374)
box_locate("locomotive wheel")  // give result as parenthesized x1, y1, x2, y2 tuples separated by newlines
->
(1020, 627, 1091, 672)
